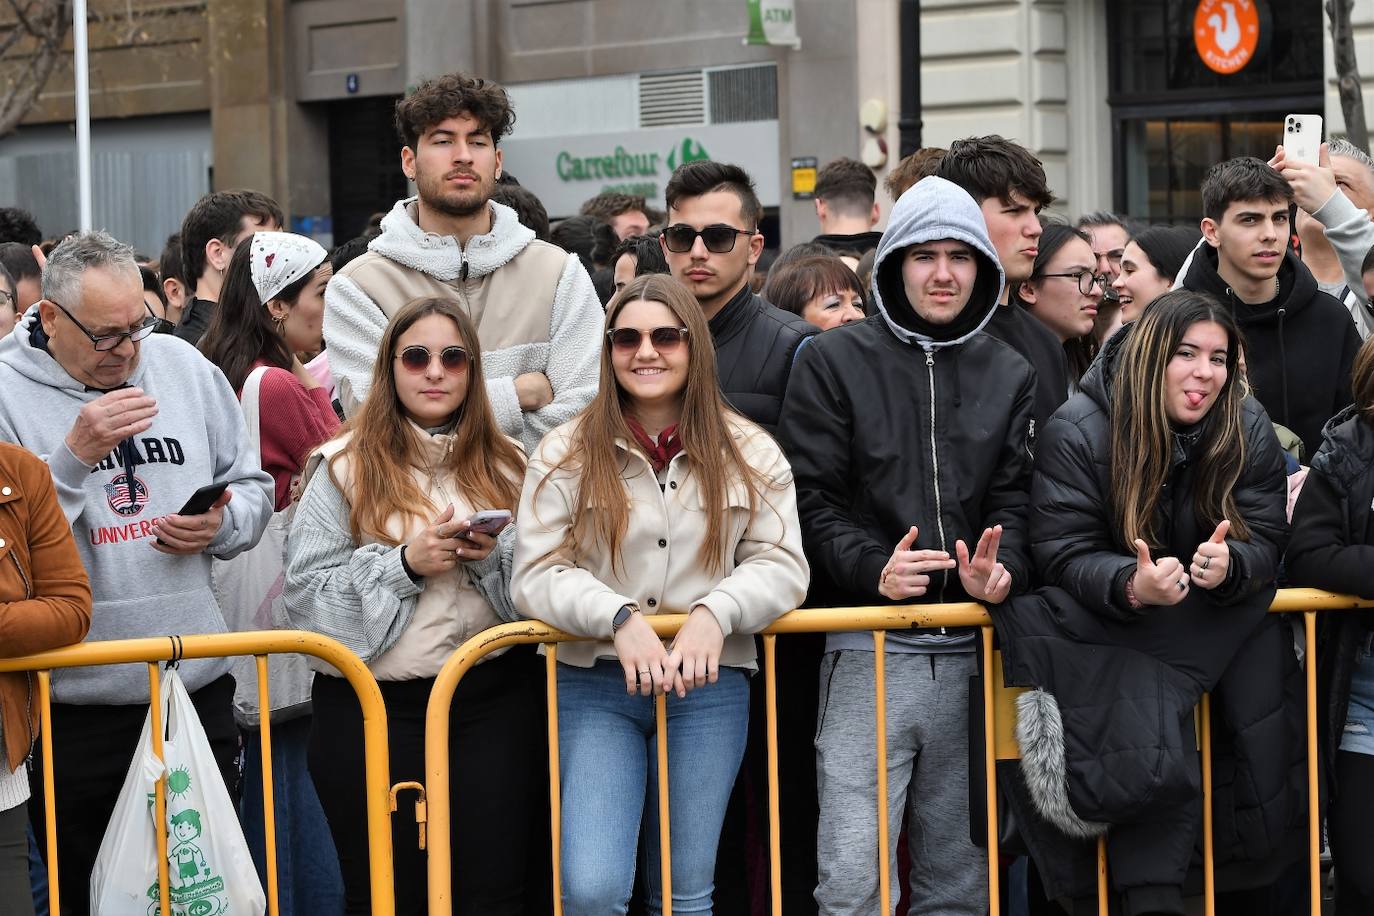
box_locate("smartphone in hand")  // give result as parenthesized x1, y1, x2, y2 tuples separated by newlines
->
(155, 482, 228, 546)
(466, 509, 512, 536)
(1283, 114, 1323, 166)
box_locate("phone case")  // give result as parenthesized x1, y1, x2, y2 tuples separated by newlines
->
(1283, 114, 1323, 166)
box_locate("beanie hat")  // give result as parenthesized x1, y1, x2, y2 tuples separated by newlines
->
(1132, 226, 1202, 284)
(249, 232, 327, 303)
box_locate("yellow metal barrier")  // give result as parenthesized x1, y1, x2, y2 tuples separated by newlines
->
(0, 631, 397, 916)
(422, 588, 1374, 916)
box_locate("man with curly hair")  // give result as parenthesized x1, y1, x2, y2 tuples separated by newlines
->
(325, 72, 602, 453)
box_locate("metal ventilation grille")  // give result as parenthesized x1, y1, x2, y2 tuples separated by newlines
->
(708, 65, 778, 123)
(638, 71, 706, 127)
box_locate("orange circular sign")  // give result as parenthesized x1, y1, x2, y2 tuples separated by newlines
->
(1195, 0, 1261, 74)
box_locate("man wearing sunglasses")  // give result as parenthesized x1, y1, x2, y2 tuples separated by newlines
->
(325, 71, 603, 453)
(0, 231, 273, 913)
(661, 160, 816, 435)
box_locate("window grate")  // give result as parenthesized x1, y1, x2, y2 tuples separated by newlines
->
(708, 65, 778, 124)
(639, 71, 706, 127)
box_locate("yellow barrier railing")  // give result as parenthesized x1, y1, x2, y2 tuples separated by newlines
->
(0, 631, 396, 916)
(422, 588, 1374, 916)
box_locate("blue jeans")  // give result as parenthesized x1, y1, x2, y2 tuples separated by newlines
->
(239, 717, 344, 916)
(556, 660, 749, 916)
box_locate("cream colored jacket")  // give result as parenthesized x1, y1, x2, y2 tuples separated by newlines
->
(512, 414, 809, 669)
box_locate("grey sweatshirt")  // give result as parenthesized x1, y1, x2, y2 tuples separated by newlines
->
(0, 310, 273, 704)
(1311, 189, 1374, 339)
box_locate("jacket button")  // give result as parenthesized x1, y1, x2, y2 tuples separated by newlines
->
(658, 538, 667, 548)
(647, 598, 657, 607)
(1, 487, 9, 496)
(669, 481, 677, 489)
(0, 538, 6, 548)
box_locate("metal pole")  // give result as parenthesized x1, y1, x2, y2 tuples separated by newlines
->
(72, 0, 92, 231)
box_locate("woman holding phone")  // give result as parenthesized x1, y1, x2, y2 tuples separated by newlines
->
(512, 274, 809, 915)
(285, 297, 545, 916)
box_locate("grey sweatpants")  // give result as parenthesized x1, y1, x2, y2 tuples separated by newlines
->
(814, 649, 988, 916)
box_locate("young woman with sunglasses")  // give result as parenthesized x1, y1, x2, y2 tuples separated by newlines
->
(286, 298, 547, 916)
(513, 274, 809, 915)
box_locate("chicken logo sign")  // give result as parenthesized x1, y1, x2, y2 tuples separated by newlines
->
(1194, 0, 1260, 74)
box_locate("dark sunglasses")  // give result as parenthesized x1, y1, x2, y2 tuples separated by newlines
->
(395, 345, 469, 373)
(662, 224, 754, 254)
(606, 326, 689, 353)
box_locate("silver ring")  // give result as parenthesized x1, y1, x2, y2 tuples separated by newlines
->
(1201, 557, 1211, 571)
(1178, 577, 1188, 591)
(637, 667, 651, 676)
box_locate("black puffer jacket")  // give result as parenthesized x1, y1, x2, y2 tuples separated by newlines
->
(1031, 326, 1289, 626)
(996, 324, 1304, 908)
(1181, 243, 1358, 458)
(709, 284, 817, 436)
(1286, 405, 1374, 799)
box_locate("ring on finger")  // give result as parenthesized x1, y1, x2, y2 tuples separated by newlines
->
(1200, 556, 1211, 571)
(1177, 576, 1188, 591)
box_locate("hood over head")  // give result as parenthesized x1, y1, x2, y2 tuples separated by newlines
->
(871, 176, 1004, 350)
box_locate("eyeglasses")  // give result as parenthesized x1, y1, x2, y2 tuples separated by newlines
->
(606, 326, 690, 353)
(50, 300, 158, 351)
(395, 345, 469, 373)
(1039, 271, 1109, 295)
(0, 289, 12, 307)
(661, 224, 754, 254)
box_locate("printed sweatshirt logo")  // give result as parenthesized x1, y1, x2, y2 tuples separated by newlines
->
(90, 436, 186, 473)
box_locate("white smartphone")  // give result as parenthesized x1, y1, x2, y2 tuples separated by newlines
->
(1283, 114, 1323, 166)
(466, 509, 512, 536)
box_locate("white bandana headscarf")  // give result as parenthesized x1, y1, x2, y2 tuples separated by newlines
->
(249, 231, 327, 303)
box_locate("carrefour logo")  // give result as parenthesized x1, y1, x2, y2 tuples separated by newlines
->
(556, 138, 711, 183)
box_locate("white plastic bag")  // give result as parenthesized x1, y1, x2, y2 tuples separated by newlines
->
(90, 668, 267, 916)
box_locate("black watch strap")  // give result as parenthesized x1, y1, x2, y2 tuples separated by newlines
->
(612, 604, 637, 633)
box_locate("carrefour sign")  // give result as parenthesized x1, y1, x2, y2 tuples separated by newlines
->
(501, 121, 781, 217)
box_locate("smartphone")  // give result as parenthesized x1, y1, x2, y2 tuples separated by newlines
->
(155, 482, 228, 546)
(175, 482, 229, 516)
(466, 509, 512, 536)
(1283, 114, 1323, 166)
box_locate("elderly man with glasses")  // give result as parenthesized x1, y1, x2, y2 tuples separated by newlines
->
(0, 230, 271, 916)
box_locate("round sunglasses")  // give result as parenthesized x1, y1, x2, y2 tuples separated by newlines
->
(606, 326, 689, 353)
(395, 345, 469, 373)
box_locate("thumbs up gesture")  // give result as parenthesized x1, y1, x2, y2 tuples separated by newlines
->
(878, 526, 956, 601)
(1189, 520, 1232, 591)
(1130, 538, 1190, 607)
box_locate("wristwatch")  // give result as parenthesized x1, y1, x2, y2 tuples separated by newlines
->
(611, 604, 639, 634)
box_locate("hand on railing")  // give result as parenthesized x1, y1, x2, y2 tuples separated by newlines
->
(613, 611, 673, 696)
(1132, 539, 1189, 607)
(664, 606, 723, 698)
(1189, 520, 1231, 591)
(878, 526, 956, 601)
(956, 525, 1012, 605)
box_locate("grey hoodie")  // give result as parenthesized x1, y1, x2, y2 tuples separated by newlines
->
(324, 198, 603, 453)
(870, 175, 1005, 352)
(0, 312, 273, 704)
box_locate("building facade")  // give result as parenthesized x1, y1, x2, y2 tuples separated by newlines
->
(0, 0, 1369, 251)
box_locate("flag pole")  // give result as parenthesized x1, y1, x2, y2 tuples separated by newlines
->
(73, 0, 92, 231)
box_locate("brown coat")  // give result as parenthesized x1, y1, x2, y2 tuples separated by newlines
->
(0, 442, 92, 772)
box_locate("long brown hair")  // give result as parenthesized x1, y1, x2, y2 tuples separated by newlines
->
(537, 274, 772, 573)
(328, 298, 524, 543)
(1108, 289, 1250, 548)
(1352, 334, 1374, 425)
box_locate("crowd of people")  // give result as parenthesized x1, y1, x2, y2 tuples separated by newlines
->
(2, 68, 1374, 916)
